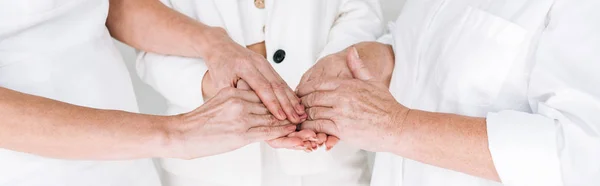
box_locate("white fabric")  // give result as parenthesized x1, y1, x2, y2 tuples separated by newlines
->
(136, 0, 383, 186)
(0, 0, 160, 186)
(373, 0, 600, 186)
(239, 0, 266, 45)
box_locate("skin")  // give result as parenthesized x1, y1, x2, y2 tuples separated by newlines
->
(202, 41, 324, 151)
(0, 87, 295, 160)
(297, 43, 501, 182)
(107, 0, 303, 123)
(0, 0, 299, 160)
(294, 42, 396, 150)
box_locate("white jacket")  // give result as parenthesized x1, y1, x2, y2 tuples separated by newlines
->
(373, 0, 600, 186)
(136, 1, 383, 186)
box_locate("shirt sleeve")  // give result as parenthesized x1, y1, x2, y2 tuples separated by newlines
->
(317, 0, 385, 59)
(486, 0, 600, 185)
(136, 51, 208, 114)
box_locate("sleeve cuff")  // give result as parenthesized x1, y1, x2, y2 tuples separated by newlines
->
(486, 111, 563, 186)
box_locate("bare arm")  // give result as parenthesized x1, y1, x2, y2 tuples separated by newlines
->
(393, 110, 500, 181)
(106, 0, 218, 58)
(109, 0, 304, 123)
(354, 42, 500, 181)
(0, 87, 170, 160)
(0, 86, 294, 160)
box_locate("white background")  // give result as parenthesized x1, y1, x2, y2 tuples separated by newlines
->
(116, 0, 406, 115)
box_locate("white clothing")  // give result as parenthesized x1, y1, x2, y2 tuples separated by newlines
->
(239, 0, 267, 45)
(0, 0, 161, 186)
(136, 0, 383, 186)
(373, 0, 600, 186)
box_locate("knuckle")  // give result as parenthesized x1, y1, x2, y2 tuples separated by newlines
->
(270, 82, 286, 90)
(227, 98, 245, 110)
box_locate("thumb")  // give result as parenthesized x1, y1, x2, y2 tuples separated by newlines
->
(347, 47, 373, 81)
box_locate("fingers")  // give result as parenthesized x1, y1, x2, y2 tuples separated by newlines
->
(236, 79, 251, 90)
(317, 133, 328, 145)
(296, 79, 344, 97)
(246, 125, 297, 142)
(266, 137, 305, 150)
(346, 47, 374, 81)
(305, 107, 335, 120)
(293, 129, 318, 142)
(254, 63, 303, 123)
(241, 66, 286, 120)
(300, 120, 338, 136)
(249, 114, 292, 127)
(286, 90, 305, 116)
(274, 87, 303, 123)
(325, 136, 340, 151)
(247, 102, 269, 115)
(300, 92, 337, 108)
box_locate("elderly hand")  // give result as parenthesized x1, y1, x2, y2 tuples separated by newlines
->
(296, 49, 409, 152)
(235, 80, 323, 152)
(201, 27, 305, 123)
(168, 87, 297, 159)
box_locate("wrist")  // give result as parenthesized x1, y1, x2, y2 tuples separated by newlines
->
(192, 26, 229, 59)
(153, 114, 187, 158)
(386, 104, 412, 154)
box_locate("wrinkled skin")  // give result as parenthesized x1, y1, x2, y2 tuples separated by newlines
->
(296, 49, 409, 153)
(172, 87, 297, 159)
(237, 80, 324, 151)
(202, 28, 304, 123)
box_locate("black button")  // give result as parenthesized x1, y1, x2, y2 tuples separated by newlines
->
(273, 49, 286, 64)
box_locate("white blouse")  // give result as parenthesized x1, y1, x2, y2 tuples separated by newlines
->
(239, 0, 266, 45)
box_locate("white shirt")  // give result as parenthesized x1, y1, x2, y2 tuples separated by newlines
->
(372, 0, 600, 186)
(0, 0, 160, 186)
(239, 0, 266, 45)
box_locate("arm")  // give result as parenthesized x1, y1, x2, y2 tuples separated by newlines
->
(0, 86, 295, 160)
(107, 0, 216, 58)
(318, 0, 384, 59)
(375, 0, 600, 184)
(0, 87, 170, 160)
(112, 0, 304, 122)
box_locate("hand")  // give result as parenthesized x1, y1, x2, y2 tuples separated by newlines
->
(165, 87, 297, 159)
(236, 80, 323, 151)
(296, 50, 409, 152)
(298, 43, 395, 89)
(201, 27, 305, 123)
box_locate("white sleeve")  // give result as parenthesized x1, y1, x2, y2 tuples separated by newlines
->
(486, 0, 600, 185)
(317, 0, 384, 59)
(136, 51, 208, 114)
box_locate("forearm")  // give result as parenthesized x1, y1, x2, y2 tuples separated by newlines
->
(392, 109, 501, 181)
(0, 87, 172, 160)
(107, 0, 223, 58)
